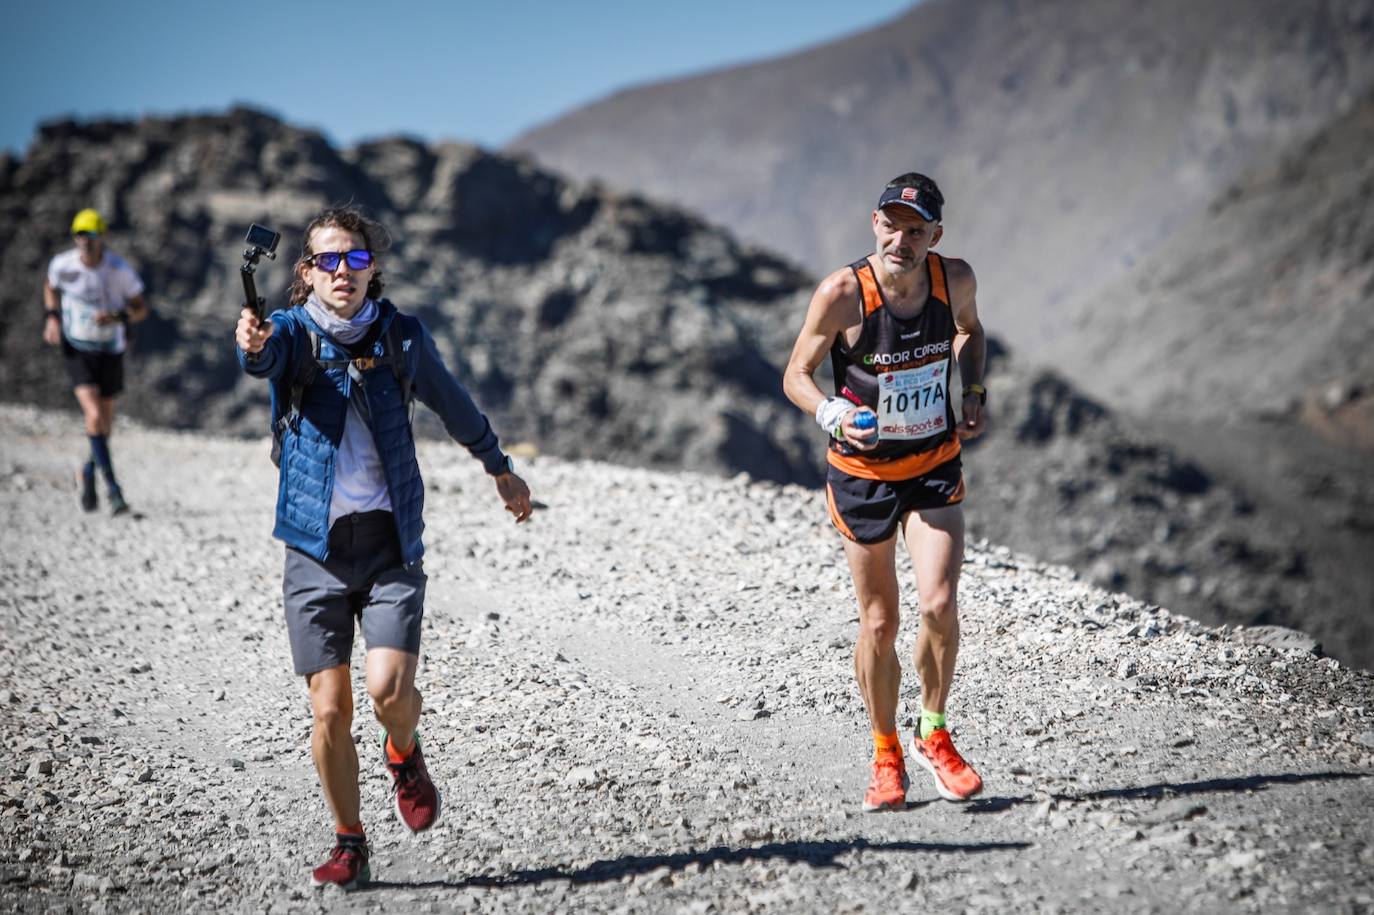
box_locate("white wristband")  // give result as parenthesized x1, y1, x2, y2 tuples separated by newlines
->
(815, 397, 855, 439)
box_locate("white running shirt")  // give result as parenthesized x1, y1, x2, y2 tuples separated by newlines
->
(47, 249, 144, 354)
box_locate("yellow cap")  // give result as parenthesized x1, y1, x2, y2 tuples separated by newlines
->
(70, 208, 106, 234)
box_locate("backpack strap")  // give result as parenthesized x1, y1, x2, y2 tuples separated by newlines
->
(287, 330, 320, 430)
(270, 327, 320, 467)
(282, 318, 409, 433)
(385, 318, 414, 409)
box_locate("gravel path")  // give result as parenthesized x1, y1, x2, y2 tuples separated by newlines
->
(2, 404, 1372, 914)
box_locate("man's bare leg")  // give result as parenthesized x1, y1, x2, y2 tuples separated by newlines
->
(73, 385, 106, 436)
(903, 504, 964, 713)
(902, 503, 982, 800)
(366, 648, 421, 754)
(843, 534, 902, 733)
(98, 396, 116, 437)
(367, 646, 441, 831)
(844, 533, 913, 811)
(305, 665, 360, 829)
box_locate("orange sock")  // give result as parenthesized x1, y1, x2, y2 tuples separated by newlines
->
(873, 730, 902, 758)
(336, 821, 364, 837)
(385, 734, 414, 764)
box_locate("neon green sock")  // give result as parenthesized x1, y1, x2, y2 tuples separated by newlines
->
(919, 708, 946, 740)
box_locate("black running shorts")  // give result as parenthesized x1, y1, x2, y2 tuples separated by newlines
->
(282, 511, 426, 676)
(62, 341, 123, 397)
(826, 454, 965, 544)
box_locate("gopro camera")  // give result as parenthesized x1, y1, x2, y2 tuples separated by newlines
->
(241, 223, 281, 321)
(245, 224, 280, 256)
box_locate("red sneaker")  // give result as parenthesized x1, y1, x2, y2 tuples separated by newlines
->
(384, 734, 442, 832)
(311, 836, 370, 890)
(910, 728, 983, 801)
(862, 751, 909, 812)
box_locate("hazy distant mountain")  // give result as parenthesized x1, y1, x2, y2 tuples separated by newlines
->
(511, 0, 1374, 368)
(1048, 84, 1374, 445)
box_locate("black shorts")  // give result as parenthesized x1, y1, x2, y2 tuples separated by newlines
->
(62, 341, 124, 397)
(826, 454, 965, 544)
(282, 511, 427, 676)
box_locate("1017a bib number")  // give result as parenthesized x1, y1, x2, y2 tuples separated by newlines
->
(877, 361, 948, 440)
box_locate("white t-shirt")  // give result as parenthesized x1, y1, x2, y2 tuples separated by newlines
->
(46, 249, 145, 354)
(329, 396, 393, 527)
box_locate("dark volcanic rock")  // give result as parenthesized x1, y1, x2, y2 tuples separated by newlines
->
(0, 108, 816, 484)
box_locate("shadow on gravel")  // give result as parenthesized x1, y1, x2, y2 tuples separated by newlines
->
(363, 837, 1031, 892)
(965, 770, 1372, 814)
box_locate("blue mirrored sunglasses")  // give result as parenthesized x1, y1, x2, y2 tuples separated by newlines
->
(309, 250, 373, 272)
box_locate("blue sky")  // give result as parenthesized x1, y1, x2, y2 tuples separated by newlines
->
(2, 1, 914, 157)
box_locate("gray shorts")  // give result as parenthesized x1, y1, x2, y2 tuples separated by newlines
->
(282, 510, 426, 676)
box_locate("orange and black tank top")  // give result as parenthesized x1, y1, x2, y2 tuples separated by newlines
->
(828, 252, 961, 481)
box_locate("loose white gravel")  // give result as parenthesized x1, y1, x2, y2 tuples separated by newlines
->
(1, 403, 1372, 914)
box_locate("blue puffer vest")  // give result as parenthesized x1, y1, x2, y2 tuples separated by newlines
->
(238, 299, 504, 567)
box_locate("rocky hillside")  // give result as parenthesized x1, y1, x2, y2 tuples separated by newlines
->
(1, 404, 1372, 913)
(511, 0, 1374, 365)
(1026, 84, 1374, 668)
(967, 358, 1373, 672)
(0, 109, 817, 484)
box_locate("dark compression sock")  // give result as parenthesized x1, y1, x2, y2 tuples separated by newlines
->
(88, 435, 118, 490)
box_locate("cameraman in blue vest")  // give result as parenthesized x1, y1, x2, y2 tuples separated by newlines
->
(235, 206, 531, 890)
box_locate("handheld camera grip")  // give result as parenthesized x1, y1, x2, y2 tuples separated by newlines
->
(239, 224, 280, 323)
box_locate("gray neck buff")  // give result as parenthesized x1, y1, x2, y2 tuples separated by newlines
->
(304, 293, 377, 344)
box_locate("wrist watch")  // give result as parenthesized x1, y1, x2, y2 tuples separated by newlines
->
(966, 383, 987, 405)
(495, 455, 515, 477)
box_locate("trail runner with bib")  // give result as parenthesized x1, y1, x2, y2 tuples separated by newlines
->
(42, 208, 149, 515)
(783, 174, 988, 811)
(235, 206, 532, 889)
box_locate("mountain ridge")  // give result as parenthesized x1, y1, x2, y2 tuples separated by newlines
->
(511, 0, 1374, 367)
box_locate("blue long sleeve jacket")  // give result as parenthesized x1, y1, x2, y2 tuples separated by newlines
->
(237, 300, 505, 566)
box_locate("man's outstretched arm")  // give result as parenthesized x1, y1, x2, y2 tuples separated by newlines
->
(409, 321, 532, 522)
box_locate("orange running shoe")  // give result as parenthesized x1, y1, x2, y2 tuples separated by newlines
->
(910, 728, 983, 801)
(862, 751, 909, 812)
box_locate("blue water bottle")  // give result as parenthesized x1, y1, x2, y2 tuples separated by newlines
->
(853, 410, 877, 440)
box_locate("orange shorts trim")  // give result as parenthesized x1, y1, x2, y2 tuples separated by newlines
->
(826, 482, 859, 541)
(826, 437, 961, 482)
(826, 452, 964, 543)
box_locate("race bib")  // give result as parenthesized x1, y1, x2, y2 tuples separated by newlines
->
(63, 295, 118, 345)
(877, 361, 948, 440)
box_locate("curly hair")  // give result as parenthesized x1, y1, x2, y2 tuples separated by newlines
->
(287, 206, 393, 305)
